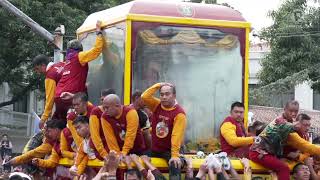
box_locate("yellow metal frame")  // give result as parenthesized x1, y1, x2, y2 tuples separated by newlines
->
(59, 156, 297, 172)
(244, 27, 250, 127)
(124, 20, 132, 105)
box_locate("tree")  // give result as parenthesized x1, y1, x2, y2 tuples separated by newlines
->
(250, 0, 320, 105)
(0, 0, 130, 108)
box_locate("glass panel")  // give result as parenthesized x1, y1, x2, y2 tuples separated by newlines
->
(132, 24, 243, 141)
(82, 23, 125, 105)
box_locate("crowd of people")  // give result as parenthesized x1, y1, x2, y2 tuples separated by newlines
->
(1, 20, 320, 180)
(221, 100, 320, 179)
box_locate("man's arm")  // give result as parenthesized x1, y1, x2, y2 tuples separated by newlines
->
(90, 113, 108, 157)
(67, 119, 83, 148)
(122, 110, 139, 155)
(60, 130, 76, 159)
(78, 35, 104, 66)
(101, 116, 120, 153)
(41, 78, 56, 123)
(37, 148, 60, 168)
(220, 122, 254, 147)
(287, 133, 320, 155)
(13, 142, 52, 165)
(171, 113, 187, 158)
(141, 83, 161, 112)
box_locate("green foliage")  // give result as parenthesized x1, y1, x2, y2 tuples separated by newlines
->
(251, 0, 320, 105)
(0, 0, 130, 107)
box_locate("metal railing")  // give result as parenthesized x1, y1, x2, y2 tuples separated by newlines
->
(0, 109, 34, 137)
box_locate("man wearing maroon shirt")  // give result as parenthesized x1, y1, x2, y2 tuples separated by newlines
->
(54, 21, 104, 121)
(33, 55, 64, 128)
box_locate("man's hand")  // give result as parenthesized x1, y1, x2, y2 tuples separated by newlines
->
(96, 20, 102, 32)
(124, 155, 132, 169)
(31, 158, 40, 166)
(6, 157, 16, 166)
(104, 150, 119, 176)
(60, 92, 74, 100)
(169, 157, 182, 169)
(305, 157, 314, 167)
(140, 155, 151, 163)
(240, 158, 251, 172)
(69, 165, 78, 176)
(130, 154, 140, 164)
(79, 174, 88, 180)
(287, 151, 300, 160)
(196, 163, 208, 178)
(147, 169, 155, 180)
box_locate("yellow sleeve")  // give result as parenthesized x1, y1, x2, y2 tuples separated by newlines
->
(41, 78, 56, 122)
(122, 110, 139, 155)
(298, 153, 310, 162)
(67, 120, 83, 148)
(287, 133, 320, 155)
(75, 142, 84, 166)
(78, 35, 104, 66)
(77, 156, 88, 175)
(90, 114, 107, 158)
(101, 117, 120, 153)
(220, 122, 254, 147)
(171, 113, 187, 158)
(75, 142, 88, 175)
(141, 83, 161, 112)
(60, 131, 76, 159)
(15, 142, 52, 164)
(37, 148, 60, 168)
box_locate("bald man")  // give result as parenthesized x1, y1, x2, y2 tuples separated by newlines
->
(142, 83, 187, 179)
(100, 94, 146, 159)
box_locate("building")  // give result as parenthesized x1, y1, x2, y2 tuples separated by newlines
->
(0, 82, 44, 153)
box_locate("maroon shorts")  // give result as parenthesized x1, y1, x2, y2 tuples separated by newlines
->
(53, 97, 73, 121)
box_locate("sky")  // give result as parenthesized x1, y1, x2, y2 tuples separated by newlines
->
(218, 0, 283, 31)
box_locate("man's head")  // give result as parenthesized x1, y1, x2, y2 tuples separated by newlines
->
(32, 55, 50, 74)
(67, 39, 83, 51)
(132, 90, 145, 110)
(294, 113, 311, 134)
(159, 83, 176, 108)
(293, 163, 310, 180)
(73, 116, 90, 138)
(126, 169, 142, 180)
(284, 100, 299, 122)
(100, 88, 116, 104)
(248, 121, 266, 136)
(72, 92, 88, 114)
(44, 119, 66, 141)
(103, 94, 122, 117)
(230, 102, 245, 121)
(1, 134, 8, 141)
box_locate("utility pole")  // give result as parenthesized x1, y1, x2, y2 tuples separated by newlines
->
(0, 0, 64, 62)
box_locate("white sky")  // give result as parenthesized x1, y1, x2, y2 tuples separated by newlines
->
(218, 0, 283, 31)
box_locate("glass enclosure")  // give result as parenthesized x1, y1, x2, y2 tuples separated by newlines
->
(132, 23, 243, 141)
(81, 23, 126, 105)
